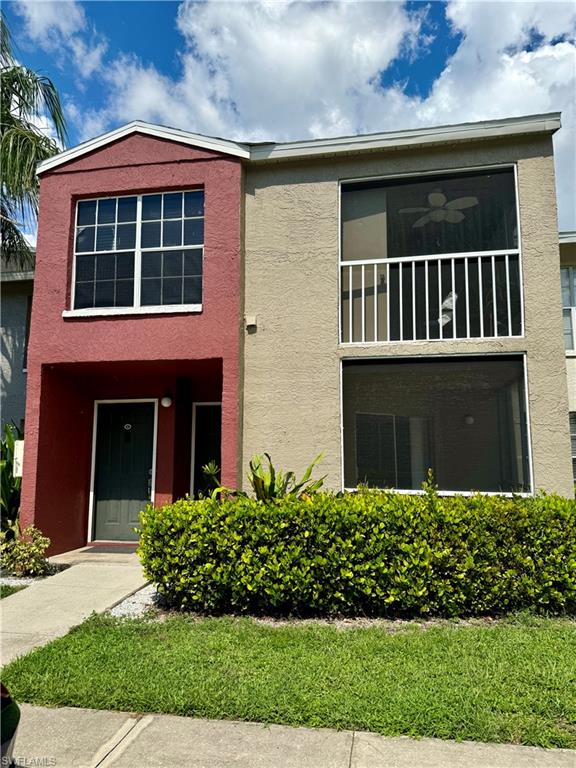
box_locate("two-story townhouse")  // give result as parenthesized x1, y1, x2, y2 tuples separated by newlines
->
(18, 113, 573, 554)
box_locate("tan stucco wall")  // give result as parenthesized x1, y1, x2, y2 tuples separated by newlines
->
(242, 135, 573, 496)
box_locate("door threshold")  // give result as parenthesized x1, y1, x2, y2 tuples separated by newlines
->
(85, 541, 139, 553)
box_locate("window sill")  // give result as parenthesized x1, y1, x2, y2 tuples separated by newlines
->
(62, 304, 202, 319)
(566, 350, 576, 358)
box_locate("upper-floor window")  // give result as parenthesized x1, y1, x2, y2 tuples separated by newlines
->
(73, 190, 204, 312)
(561, 266, 576, 351)
(340, 168, 522, 343)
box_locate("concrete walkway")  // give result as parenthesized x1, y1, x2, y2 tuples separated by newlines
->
(1, 549, 145, 665)
(12, 705, 576, 768)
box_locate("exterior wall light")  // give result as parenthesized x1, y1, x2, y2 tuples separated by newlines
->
(160, 396, 173, 408)
(464, 415, 475, 426)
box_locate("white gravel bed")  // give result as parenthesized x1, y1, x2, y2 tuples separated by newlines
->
(109, 584, 159, 617)
(0, 575, 41, 586)
(1, 563, 68, 587)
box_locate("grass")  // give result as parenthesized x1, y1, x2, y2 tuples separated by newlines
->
(2, 613, 575, 749)
(0, 584, 26, 599)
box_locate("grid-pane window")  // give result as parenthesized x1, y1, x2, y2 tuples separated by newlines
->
(73, 191, 204, 310)
(141, 249, 203, 306)
(561, 266, 576, 351)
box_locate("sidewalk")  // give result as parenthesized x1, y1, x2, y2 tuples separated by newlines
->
(12, 705, 575, 768)
(1, 550, 145, 664)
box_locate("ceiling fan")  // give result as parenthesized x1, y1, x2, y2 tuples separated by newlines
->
(399, 189, 479, 228)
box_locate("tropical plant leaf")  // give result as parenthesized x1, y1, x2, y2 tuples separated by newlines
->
(0, 11, 67, 265)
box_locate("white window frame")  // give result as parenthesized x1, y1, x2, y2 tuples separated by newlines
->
(561, 265, 576, 353)
(64, 191, 204, 318)
(338, 163, 525, 345)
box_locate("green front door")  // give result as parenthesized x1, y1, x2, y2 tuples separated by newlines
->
(93, 402, 155, 541)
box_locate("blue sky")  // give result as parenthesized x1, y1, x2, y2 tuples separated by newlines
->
(5, 1, 576, 229)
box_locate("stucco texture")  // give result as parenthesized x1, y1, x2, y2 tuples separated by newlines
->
(242, 135, 573, 496)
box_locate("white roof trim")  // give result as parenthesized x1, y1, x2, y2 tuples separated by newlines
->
(250, 112, 561, 162)
(38, 112, 561, 175)
(37, 121, 251, 174)
(559, 231, 576, 244)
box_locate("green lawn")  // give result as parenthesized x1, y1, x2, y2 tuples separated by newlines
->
(0, 584, 26, 599)
(3, 613, 575, 748)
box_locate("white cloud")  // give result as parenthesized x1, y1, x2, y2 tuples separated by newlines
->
(74, 0, 416, 142)
(31, 0, 576, 228)
(12, 0, 107, 78)
(13, 0, 85, 41)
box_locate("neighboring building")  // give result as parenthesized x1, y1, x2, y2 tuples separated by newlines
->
(1, 261, 34, 432)
(18, 113, 574, 554)
(560, 231, 576, 483)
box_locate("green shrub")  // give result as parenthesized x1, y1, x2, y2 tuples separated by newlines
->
(1, 423, 22, 541)
(138, 489, 576, 618)
(1, 525, 50, 576)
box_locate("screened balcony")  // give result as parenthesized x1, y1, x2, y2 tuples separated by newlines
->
(340, 168, 523, 343)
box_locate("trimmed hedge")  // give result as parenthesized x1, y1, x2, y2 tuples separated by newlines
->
(138, 490, 576, 617)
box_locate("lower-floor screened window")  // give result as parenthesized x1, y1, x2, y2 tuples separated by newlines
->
(343, 356, 530, 493)
(570, 413, 576, 484)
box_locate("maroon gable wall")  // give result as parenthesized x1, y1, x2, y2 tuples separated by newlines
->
(20, 133, 243, 552)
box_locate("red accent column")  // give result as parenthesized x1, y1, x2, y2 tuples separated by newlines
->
(19, 362, 41, 533)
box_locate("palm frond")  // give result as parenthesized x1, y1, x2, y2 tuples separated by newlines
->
(1, 66, 67, 147)
(1, 125, 60, 211)
(0, 11, 14, 69)
(0, 201, 34, 268)
(0, 12, 66, 265)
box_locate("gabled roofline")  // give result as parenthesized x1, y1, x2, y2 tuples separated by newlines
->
(37, 112, 562, 175)
(37, 121, 252, 174)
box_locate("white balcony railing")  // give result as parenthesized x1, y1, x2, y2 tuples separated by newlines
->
(340, 250, 523, 344)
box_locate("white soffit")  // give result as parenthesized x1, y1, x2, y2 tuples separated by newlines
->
(37, 113, 561, 175)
